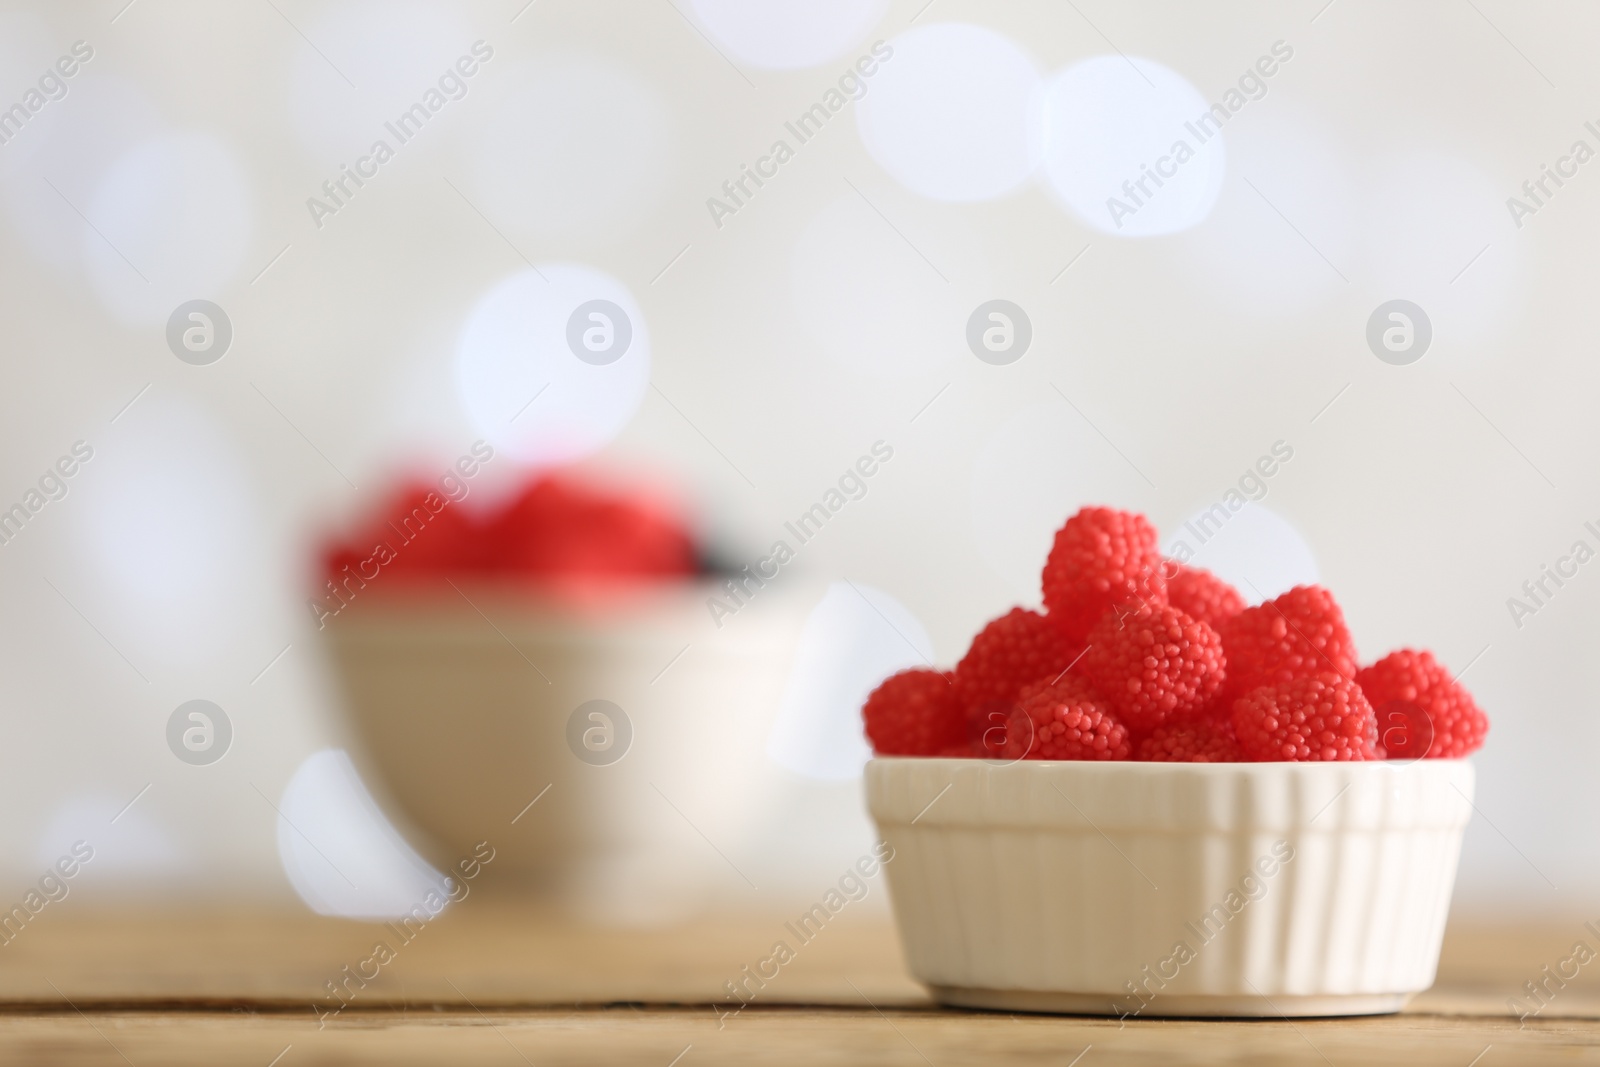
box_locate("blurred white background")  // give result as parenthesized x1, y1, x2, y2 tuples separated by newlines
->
(0, 0, 1587, 921)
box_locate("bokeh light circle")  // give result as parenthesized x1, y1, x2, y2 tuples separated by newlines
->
(968, 402, 1160, 602)
(277, 749, 450, 919)
(789, 193, 971, 378)
(1042, 55, 1225, 237)
(455, 263, 650, 467)
(465, 56, 672, 245)
(1162, 501, 1317, 605)
(1174, 100, 1352, 316)
(856, 23, 1043, 202)
(0, 73, 162, 271)
(689, 0, 888, 70)
(286, 0, 474, 166)
(766, 581, 934, 780)
(68, 388, 261, 669)
(81, 131, 254, 325)
(1359, 151, 1522, 342)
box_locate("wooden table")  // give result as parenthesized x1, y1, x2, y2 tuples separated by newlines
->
(3, 898, 1598, 1064)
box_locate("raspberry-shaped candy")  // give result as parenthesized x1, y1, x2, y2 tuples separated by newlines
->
(971, 702, 1027, 762)
(1356, 649, 1488, 759)
(862, 669, 964, 756)
(1219, 585, 1357, 697)
(1042, 507, 1167, 645)
(1231, 673, 1381, 762)
(494, 475, 695, 581)
(953, 608, 1076, 713)
(1167, 564, 1245, 630)
(1081, 604, 1225, 732)
(1017, 677, 1132, 761)
(1137, 720, 1245, 762)
(330, 483, 490, 579)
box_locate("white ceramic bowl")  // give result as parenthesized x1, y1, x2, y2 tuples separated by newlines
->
(867, 757, 1474, 1017)
(324, 581, 805, 925)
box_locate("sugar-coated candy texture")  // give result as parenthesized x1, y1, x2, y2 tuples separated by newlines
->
(863, 669, 966, 756)
(1167, 564, 1246, 630)
(952, 608, 1077, 713)
(970, 698, 1028, 762)
(1356, 649, 1488, 759)
(1042, 507, 1167, 645)
(1231, 673, 1381, 762)
(1081, 604, 1225, 733)
(1017, 677, 1133, 761)
(1218, 585, 1358, 697)
(1370, 698, 1434, 763)
(1136, 719, 1245, 762)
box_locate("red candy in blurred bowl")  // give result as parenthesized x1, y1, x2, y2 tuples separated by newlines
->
(488, 476, 697, 589)
(320, 472, 697, 599)
(317, 464, 800, 925)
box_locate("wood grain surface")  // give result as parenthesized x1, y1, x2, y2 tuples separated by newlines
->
(2, 898, 1598, 1064)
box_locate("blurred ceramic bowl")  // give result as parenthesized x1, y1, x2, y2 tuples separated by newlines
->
(324, 580, 805, 925)
(866, 757, 1474, 1016)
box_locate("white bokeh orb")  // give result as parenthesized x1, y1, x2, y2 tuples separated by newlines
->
(67, 388, 261, 669)
(1042, 55, 1225, 237)
(789, 192, 971, 378)
(969, 401, 1161, 602)
(689, 0, 888, 70)
(277, 749, 451, 919)
(465, 56, 672, 244)
(81, 131, 254, 325)
(0, 9, 60, 177)
(1162, 500, 1317, 604)
(0, 73, 163, 271)
(455, 263, 650, 467)
(286, 0, 476, 166)
(37, 793, 188, 881)
(766, 581, 935, 780)
(1359, 151, 1522, 342)
(1175, 98, 1352, 316)
(856, 23, 1043, 202)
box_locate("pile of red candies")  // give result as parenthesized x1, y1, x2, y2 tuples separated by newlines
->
(323, 473, 697, 595)
(863, 507, 1488, 762)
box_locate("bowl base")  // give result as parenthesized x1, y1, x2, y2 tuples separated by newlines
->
(929, 985, 1412, 1018)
